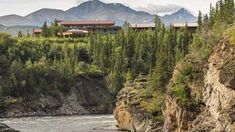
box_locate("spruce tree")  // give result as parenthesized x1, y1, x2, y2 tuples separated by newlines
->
(18, 31, 23, 38)
(198, 11, 203, 30)
(209, 3, 215, 27)
(27, 30, 30, 38)
(41, 21, 49, 37)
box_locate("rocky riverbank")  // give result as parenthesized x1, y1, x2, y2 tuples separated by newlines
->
(0, 76, 114, 118)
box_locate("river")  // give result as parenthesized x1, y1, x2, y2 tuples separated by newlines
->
(0, 115, 120, 132)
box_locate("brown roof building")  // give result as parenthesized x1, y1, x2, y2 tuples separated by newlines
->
(129, 23, 156, 31)
(58, 20, 121, 35)
(59, 21, 115, 26)
(32, 20, 121, 37)
(173, 22, 198, 33)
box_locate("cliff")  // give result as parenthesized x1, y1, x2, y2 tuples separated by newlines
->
(0, 76, 114, 117)
(114, 74, 162, 131)
(164, 37, 235, 132)
(115, 37, 235, 131)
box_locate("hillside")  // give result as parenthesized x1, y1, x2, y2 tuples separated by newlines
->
(0, 15, 33, 26)
(0, 25, 39, 36)
(26, 8, 68, 26)
(65, 0, 154, 25)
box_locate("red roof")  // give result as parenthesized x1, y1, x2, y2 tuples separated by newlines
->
(59, 21, 115, 25)
(33, 29, 42, 33)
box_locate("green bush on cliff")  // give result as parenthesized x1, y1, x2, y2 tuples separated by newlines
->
(169, 56, 206, 107)
(170, 84, 189, 106)
(169, 62, 193, 106)
(225, 24, 235, 45)
(139, 90, 164, 122)
(175, 62, 193, 84)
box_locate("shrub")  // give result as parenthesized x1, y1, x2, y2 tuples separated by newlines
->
(225, 24, 235, 45)
(170, 83, 189, 106)
(139, 90, 164, 122)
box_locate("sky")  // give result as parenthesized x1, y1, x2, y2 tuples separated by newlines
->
(0, 0, 218, 16)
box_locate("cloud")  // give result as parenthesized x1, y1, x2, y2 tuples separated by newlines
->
(76, 0, 91, 5)
(136, 4, 182, 15)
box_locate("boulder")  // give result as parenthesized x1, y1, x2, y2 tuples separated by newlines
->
(0, 123, 19, 132)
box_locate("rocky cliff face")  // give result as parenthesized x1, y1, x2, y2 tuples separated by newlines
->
(0, 76, 114, 117)
(115, 38, 235, 131)
(164, 38, 235, 131)
(115, 106, 158, 132)
(194, 39, 235, 131)
(114, 75, 161, 132)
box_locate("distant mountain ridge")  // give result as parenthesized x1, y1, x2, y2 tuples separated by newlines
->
(0, 25, 39, 36)
(0, 0, 196, 26)
(0, 15, 33, 26)
(162, 8, 197, 25)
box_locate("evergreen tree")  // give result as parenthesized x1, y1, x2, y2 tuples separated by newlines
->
(209, 3, 215, 27)
(154, 15, 161, 29)
(198, 11, 203, 30)
(106, 47, 124, 94)
(181, 24, 190, 56)
(226, 0, 235, 23)
(202, 14, 209, 32)
(41, 21, 50, 37)
(18, 31, 23, 38)
(50, 19, 62, 37)
(122, 21, 130, 30)
(27, 30, 30, 38)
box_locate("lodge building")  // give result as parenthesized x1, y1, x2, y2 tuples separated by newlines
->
(33, 21, 198, 37)
(129, 23, 156, 31)
(128, 22, 198, 33)
(58, 20, 121, 37)
(172, 22, 198, 33)
(33, 20, 121, 37)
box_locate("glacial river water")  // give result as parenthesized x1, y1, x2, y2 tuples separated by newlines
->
(0, 115, 120, 132)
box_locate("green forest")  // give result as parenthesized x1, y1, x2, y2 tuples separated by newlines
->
(0, 0, 234, 122)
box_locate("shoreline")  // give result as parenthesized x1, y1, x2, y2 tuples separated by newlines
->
(0, 112, 114, 119)
(1, 114, 121, 132)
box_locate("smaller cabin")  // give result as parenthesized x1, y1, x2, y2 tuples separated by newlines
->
(33, 29, 42, 37)
(173, 22, 198, 33)
(59, 29, 89, 37)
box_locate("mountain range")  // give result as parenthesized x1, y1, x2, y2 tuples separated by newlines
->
(0, 0, 196, 27)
